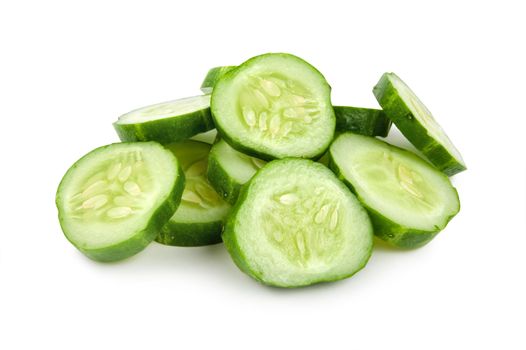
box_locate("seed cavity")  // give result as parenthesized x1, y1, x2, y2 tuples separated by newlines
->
(329, 209, 338, 231)
(186, 160, 207, 177)
(107, 162, 122, 180)
(315, 204, 330, 224)
(260, 79, 281, 97)
(242, 106, 256, 127)
(107, 206, 132, 219)
(82, 194, 108, 209)
(252, 89, 269, 108)
(273, 230, 284, 242)
(279, 193, 298, 205)
(282, 122, 293, 136)
(118, 165, 132, 182)
(400, 181, 423, 199)
(195, 182, 217, 203)
(258, 112, 268, 131)
(269, 115, 281, 135)
(397, 164, 413, 184)
(82, 180, 107, 197)
(124, 181, 141, 196)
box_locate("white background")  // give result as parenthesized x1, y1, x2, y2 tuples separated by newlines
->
(1, 1, 525, 349)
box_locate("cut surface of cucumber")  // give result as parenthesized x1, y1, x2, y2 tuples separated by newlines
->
(156, 140, 231, 246)
(211, 53, 335, 160)
(222, 158, 373, 287)
(373, 73, 466, 176)
(207, 138, 266, 204)
(334, 106, 392, 137)
(114, 95, 215, 144)
(56, 142, 185, 261)
(329, 133, 459, 248)
(200, 66, 236, 94)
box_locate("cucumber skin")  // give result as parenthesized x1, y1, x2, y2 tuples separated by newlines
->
(206, 147, 242, 205)
(113, 108, 215, 145)
(56, 143, 186, 262)
(155, 220, 223, 246)
(334, 106, 392, 137)
(211, 54, 335, 161)
(200, 66, 236, 94)
(373, 73, 466, 176)
(328, 137, 460, 249)
(222, 158, 373, 288)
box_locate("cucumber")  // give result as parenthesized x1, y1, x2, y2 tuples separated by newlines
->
(200, 66, 236, 94)
(222, 158, 373, 287)
(211, 53, 335, 160)
(156, 140, 231, 246)
(113, 95, 215, 144)
(207, 138, 266, 205)
(373, 73, 466, 176)
(56, 142, 185, 262)
(329, 133, 460, 249)
(334, 106, 392, 137)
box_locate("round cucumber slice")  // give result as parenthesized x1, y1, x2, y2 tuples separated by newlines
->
(56, 142, 185, 262)
(223, 158, 373, 288)
(329, 133, 460, 249)
(207, 139, 266, 205)
(113, 95, 215, 144)
(156, 140, 231, 246)
(211, 53, 335, 160)
(200, 66, 236, 94)
(373, 73, 466, 176)
(334, 106, 392, 137)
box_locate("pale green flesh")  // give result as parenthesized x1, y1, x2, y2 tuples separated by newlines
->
(212, 54, 334, 158)
(211, 139, 266, 184)
(390, 75, 464, 165)
(116, 95, 211, 125)
(60, 143, 179, 248)
(166, 141, 229, 223)
(234, 160, 372, 286)
(331, 134, 459, 231)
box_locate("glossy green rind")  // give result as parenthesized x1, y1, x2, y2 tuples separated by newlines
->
(334, 106, 392, 137)
(373, 73, 466, 176)
(222, 158, 373, 287)
(206, 150, 241, 205)
(113, 104, 215, 144)
(329, 133, 460, 249)
(156, 221, 223, 246)
(56, 142, 185, 262)
(200, 66, 236, 94)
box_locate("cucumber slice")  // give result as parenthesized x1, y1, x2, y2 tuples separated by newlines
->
(200, 66, 236, 94)
(329, 133, 460, 249)
(373, 73, 466, 176)
(207, 138, 266, 205)
(113, 95, 215, 144)
(211, 53, 335, 160)
(334, 106, 392, 137)
(56, 142, 185, 262)
(156, 140, 231, 246)
(223, 158, 373, 287)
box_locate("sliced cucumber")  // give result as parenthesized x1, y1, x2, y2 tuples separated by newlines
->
(56, 142, 185, 262)
(373, 73, 466, 175)
(113, 95, 215, 144)
(329, 133, 460, 248)
(200, 66, 236, 94)
(207, 138, 266, 205)
(334, 106, 392, 137)
(223, 158, 373, 287)
(156, 140, 231, 246)
(211, 53, 335, 160)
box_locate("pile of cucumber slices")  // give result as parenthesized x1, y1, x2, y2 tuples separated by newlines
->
(56, 53, 465, 288)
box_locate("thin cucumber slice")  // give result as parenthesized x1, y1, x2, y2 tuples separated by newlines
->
(211, 53, 335, 160)
(113, 95, 215, 144)
(200, 66, 236, 94)
(56, 142, 185, 262)
(207, 138, 266, 205)
(156, 140, 231, 246)
(334, 106, 392, 137)
(373, 73, 466, 176)
(223, 158, 373, 288)
(190, 129, 218, 144)
(329, 133, 460, 249)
